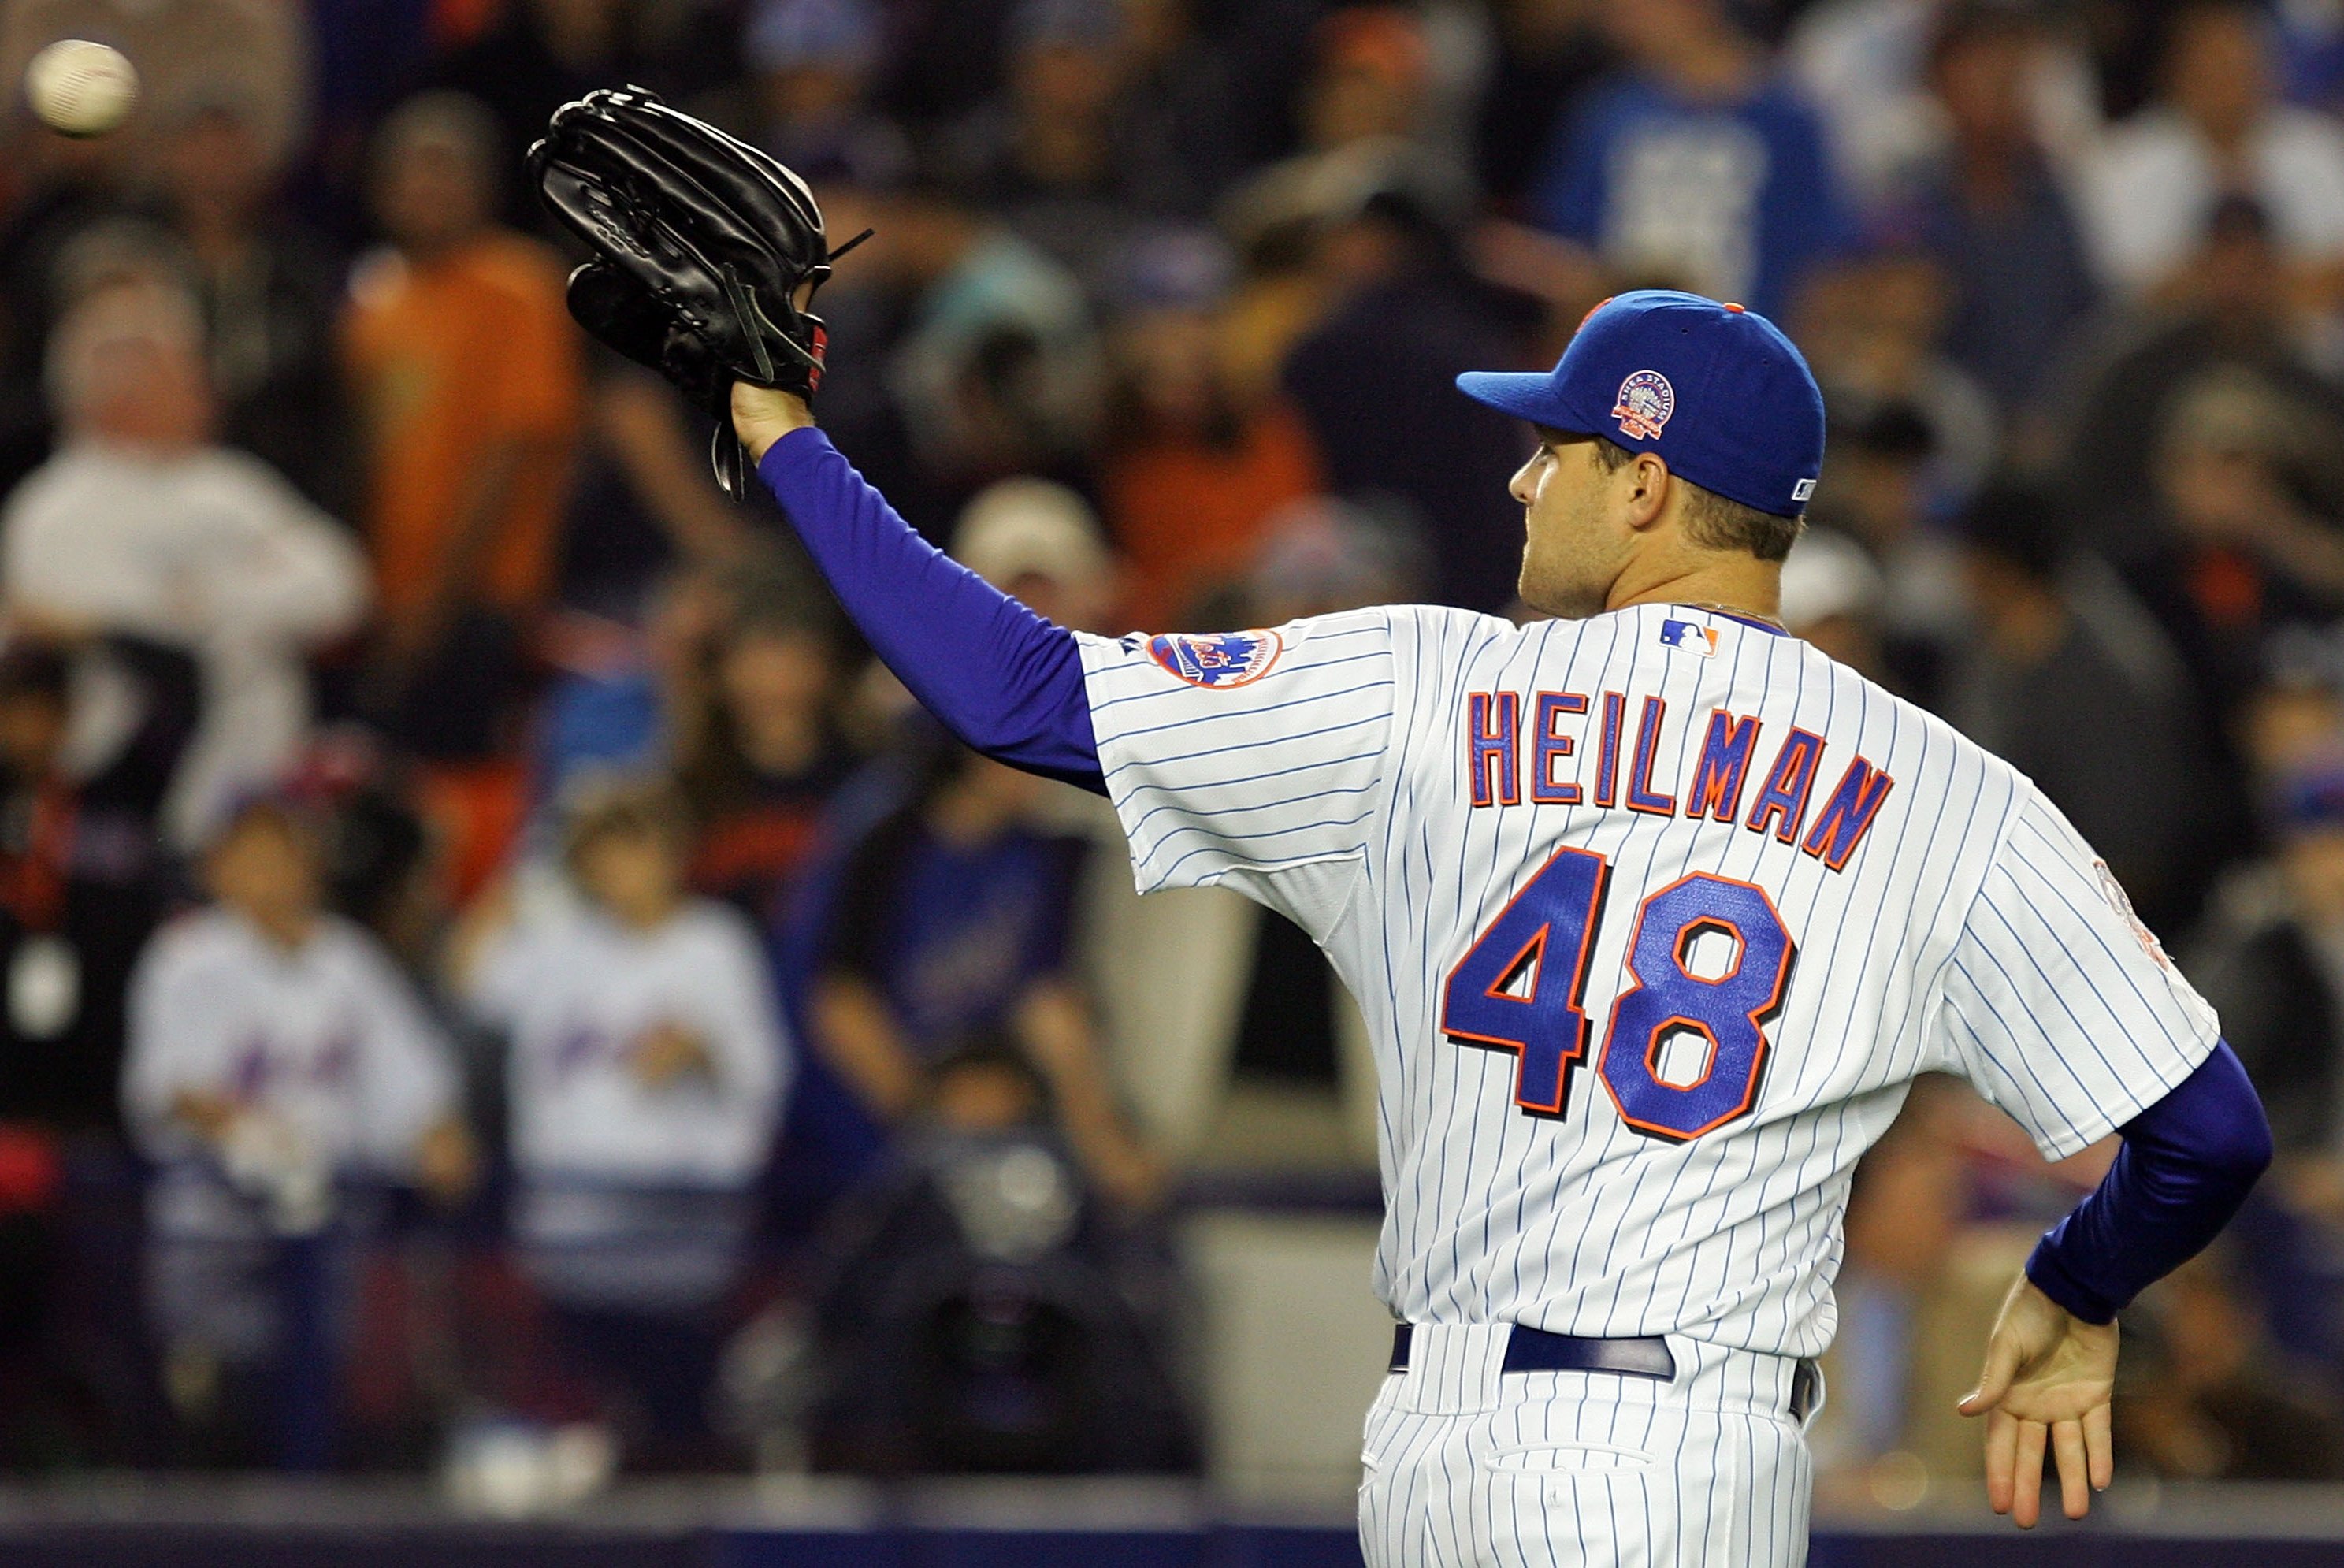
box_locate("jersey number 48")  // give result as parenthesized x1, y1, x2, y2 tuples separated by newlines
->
(1440, 848, 1795, 1142)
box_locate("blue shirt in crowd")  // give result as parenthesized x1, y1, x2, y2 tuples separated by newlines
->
(1529, 72, 1852, 321)
(827, 809, 1087, 1056)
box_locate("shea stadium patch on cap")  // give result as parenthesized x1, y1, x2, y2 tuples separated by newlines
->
(1149, 629, 1283, 688)
(1612, 370, 1675, 441)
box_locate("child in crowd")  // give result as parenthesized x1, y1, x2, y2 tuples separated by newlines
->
(455, 775, 791, 1462)
(122, 796, 473, 1464)
(812, 741, 1159, 1207)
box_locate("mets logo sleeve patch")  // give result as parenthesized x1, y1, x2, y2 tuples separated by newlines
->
(1075, 608, 1421, 905)
(1146, 629, 1284, 688)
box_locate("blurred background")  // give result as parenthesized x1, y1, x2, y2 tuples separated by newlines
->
(0, 0, 2342, 1561)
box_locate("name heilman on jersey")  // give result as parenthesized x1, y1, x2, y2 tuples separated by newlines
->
(1457, 678, 1896, 873)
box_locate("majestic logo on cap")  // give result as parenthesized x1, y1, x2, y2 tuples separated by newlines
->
(1612, 370, 1675, 441)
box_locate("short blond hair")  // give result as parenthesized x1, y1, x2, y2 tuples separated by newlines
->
(558, 772, 692, 874)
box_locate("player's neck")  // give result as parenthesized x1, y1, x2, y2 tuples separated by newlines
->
(1605, 553, 1783, 624)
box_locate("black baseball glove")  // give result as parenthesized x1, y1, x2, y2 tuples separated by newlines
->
(526, 86, 865, 496)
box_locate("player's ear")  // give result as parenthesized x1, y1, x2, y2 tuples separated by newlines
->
(1626, 451, 1672, 532)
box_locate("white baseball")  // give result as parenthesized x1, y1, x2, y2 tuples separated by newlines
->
(25, 39, 139, 139)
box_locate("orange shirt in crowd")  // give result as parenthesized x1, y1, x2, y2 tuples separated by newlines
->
(340, 231, 581, 621)
(1101, 402, 1325, 631)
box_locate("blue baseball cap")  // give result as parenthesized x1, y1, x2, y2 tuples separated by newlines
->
(1456, 290, 1826, 519)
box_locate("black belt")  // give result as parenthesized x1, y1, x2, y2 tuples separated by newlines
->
(1387, 1325, 1822, 1422)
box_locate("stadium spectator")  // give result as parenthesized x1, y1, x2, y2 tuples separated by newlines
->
(1904, 2, 2101, 419)
(343, 91, 581, 890)
(1947, 480, 2210, 934)
(2118, 1248, 2344, 1480)
(1787, 0, 2103, 213)
(1097, 232, 1322, 631)
(2056, 194, 2344, 556)
(343, 91, 578, 752)
(1528, 0, 1852, 317)
(1474, 0, 1613, 211)
(0, 637, 196, 1133)
(556, 358, 768, 622)
(3, 279, 368, 849)
(808, 738, 1158, 1206)
(737, 0, 911, 190)
(1818, 1074, 1968, 1477)
(1789, 396, 1964, 703)
(2191, 760, 2344, 1172)
(0, 120, 128, 499)
(2078, 0, 2344, 298)
(1280, 177, 1528, 613)
(805, 1040, 1194, 1474)
(150, 84, 352, 515)
(856, 183, 1102, 531)
(674, 567, 856, 924)
(1790, 248, 2000, 510)
(953, 477, 1117, 634)
(940, 0, 1193, 289)
(454, 776, 790, 1464)
(1113, 0, 1252, 214)
(1296, 6, 1434, 158)
(122, 796, 473, 1466)
(1778, 525, 1893, 685)
(425, 0, 645, 229)
(2135, 365, 2344, 729)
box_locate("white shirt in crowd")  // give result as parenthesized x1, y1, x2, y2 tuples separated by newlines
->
(1788, 0, 2104, 208)
(2079, 103, 2344, 294)
(123, 907, 459, 1182)
(465, 899, 792, 1190)
(1, 442, 368, 845)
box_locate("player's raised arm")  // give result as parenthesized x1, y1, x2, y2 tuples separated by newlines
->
(731, 385, 1106, 792)
(528, 86, 1106, 793)
(1933, 790, 2272, 1527)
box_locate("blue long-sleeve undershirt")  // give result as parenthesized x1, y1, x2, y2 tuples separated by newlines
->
(2026, 1040, 2272, 1325)
(756, 422, 2268, 1323)
(756, 427, 1105, 793)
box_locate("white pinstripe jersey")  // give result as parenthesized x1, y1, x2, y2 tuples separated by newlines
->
(1077, 602, 2221, 1357)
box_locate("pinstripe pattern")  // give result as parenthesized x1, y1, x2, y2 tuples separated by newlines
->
(1355, 1328, 1812, 1566)
(1077, 602, 2221, 1563)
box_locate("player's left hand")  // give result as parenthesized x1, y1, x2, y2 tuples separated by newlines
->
(731, 379, 815, 464)
(1958, 1274, 2119, 1528)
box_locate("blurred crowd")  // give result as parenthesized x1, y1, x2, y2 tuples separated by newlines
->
(0, 0, 2342, 1504)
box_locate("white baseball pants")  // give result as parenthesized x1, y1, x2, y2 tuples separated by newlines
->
(1357, 1325, 1815, 1567)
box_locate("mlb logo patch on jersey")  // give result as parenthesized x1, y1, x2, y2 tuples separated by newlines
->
(1658, 619, 1718, 656)
(1148, 629, 1284, 688)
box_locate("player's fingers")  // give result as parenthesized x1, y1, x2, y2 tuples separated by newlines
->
(1960, 1332, 2023, 1415)
(2052, 1419, 2090, 1519)
(2084, 1401, 2115, 1492)
(2012, 1419, 2048, 1529)
(1983, 1407, 2018, 1514)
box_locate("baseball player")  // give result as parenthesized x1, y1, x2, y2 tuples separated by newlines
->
(529, 99, 2273, 1564)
